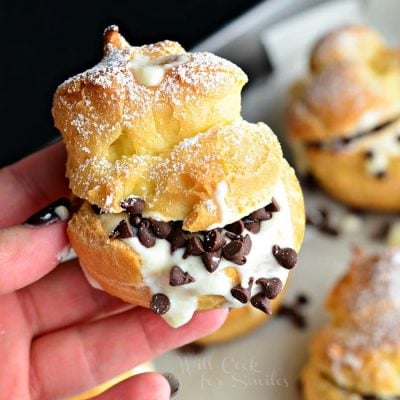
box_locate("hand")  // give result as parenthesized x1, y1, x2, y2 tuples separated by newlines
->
(0, 142, 227, 399)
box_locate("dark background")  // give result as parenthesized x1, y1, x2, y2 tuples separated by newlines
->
(2, 0, 262, 167)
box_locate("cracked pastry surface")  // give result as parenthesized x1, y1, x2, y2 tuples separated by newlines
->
(53, 26, 304, 327)
(286, 24, 400, 211)
(301, 248, 400, 400)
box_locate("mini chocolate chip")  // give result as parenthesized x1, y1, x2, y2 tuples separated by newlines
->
(256, 277, 283, 299)
(129, 214, 142, 227)
(150, 293, 170, 315)
(169, 266, 195, 286)
(224, 220, 245, 235)
(231, 278, 254, 304)
(364, 150, 374, 159)
(265, 198, 280, 212)
(397, 134, 400, 142)
(225, 231, 240, 240)
(183, 236, 205, 258)
(222, 240, 247, 265)
(109, 219, 134, 239)
(203, 229, 226, 252)
(277, 305, 307, 329)
(375, 170, 387, 179)
(244, 220, 261, 234)
(150, 219, 172, 239)
(24, 198, 71, 226)
(91, 204, 103, 214)
(272, 245, 297, 269)
(371, 220, 391, 241)
(178, 343, 205, 354)
(247, 208, 272, 221)
(201, 248, 222, 272)
(120, 197, 145, 215)
(296, 293, 309, 305)
(167, 225, 188, 253)
(137, 219, 156, 248)
(251, 293, 272, 314)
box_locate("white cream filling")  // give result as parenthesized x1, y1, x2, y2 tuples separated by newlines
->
(129, 54, 189, 87)
(89, 179, 294, 328)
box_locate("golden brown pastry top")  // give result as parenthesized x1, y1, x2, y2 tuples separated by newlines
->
(325, 247, 400, 340)
(286, 25, 400, 142)
(53, 27, 295, 232)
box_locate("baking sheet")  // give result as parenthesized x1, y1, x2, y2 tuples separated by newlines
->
(155, 1, 400, 399)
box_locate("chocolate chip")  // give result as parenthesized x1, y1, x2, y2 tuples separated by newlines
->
(120, 197, 145, 215)
(150, 219, 172, 239)
(169, 266, 195, 286)
(222, 239, 247, 265)
(201, 248, 222, 272)
(244, 220, 260, 234)
(277, 305, 307, 329)
(109, 219, 134, 239)
(375, 170, 387, 179)
(364, 150, 374, 159)
(256, 277, 283, 299)
(224, 220, 245, 235)
(91, 204, 103, 214)
(150, 293, 170, 315)
(178, 343, 205, 354)
(137, 219, 156, 248)
(231, 278, 254, 304)
(203, 229, 226, 252)
(24, 198, 71, 226)
(129, 214, 142, 227)
(250, 293, 272, 314)
(371, 220, 391, 241)
(265, 198, 280, 213)
(247, 208, 272, 221)
(225, 231, 240, 240)
(167, 225, 188, 253)
(183, 236, 205, 258)
(272, 245, 297, 269)
(296, 293, 309, 305)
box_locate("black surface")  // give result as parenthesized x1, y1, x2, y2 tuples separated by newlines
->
(2, 0, 262, 167)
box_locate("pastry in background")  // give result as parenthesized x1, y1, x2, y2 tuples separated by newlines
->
(301, 247, 400, 399)
(52, 26, 305, 328)
(286, 24, 400, 211)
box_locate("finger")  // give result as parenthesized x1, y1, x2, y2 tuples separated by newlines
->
(18, 260, 132, 337)
(0, 219, 69, 294)
(95, 373, 171, 400)
(0, 141, 69, 227)
(30, 307, 228, 399)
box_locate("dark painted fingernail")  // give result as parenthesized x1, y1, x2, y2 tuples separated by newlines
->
(24, 198, 71, 226)
(162, 372, 180, 397)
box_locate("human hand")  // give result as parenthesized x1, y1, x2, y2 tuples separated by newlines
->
(0, 142, 228, 399)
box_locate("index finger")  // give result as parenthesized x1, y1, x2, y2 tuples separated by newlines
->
(0, 140, 69, 227)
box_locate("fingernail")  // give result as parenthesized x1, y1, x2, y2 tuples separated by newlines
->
(162, 372, 180, 397)
(24, 198, 71, 226)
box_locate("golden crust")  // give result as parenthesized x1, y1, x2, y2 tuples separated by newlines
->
(301, 249, 400, 399)
(286, 25, 400, 141)
(52, 28, 248, 218)
(67, 159, 304, 313)
(305, 140, 400, 211)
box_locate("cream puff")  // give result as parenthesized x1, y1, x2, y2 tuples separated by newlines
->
(286, 25, 400, 211)
(53, 26, 305, 328)
(301, 248, 400, 399)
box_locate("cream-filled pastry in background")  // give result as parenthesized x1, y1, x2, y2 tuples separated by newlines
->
(53, 26, 305, 328)
(302, 248, 400, 399)
(286, 25, 400, 211)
